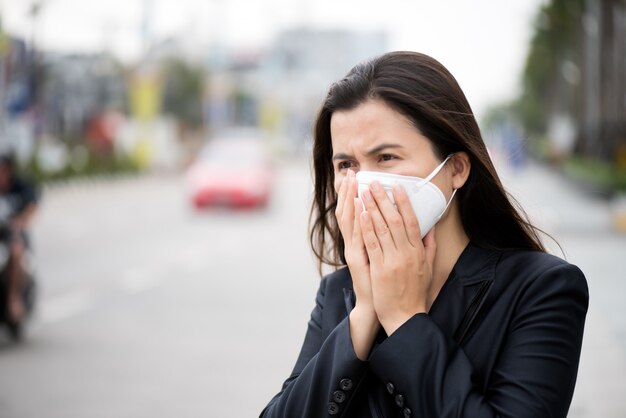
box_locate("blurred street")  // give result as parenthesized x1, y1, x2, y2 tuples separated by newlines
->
(500, 161, 626, 418)
(0, 160, 625, 417)
(0, 162, 319, 417)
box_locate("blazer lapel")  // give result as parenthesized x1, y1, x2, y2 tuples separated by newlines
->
(429, 243, 500, 344)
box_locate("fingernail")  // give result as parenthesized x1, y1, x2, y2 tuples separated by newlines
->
(347, 169, 354, 178)
(362, 189, 372, 202)
(392, 184, 404, 196)
(370, 181, 381, 192)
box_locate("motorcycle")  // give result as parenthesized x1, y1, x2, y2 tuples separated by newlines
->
(0, 196, 37, 341)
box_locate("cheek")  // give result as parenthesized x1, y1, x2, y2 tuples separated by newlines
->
(431, 171, 453, 196)
(333, 173, 344, 194)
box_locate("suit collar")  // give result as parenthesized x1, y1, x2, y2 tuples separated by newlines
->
(430, 242, 500, 342)
(446, 241, 500, 286)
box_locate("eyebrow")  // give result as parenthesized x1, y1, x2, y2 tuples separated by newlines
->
(332, 143, 404, 161)
(366, 143, 404, 156)
(332, 152, 352, 161)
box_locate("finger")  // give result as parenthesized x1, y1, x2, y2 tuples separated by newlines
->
(341, 171, 357, 230)
(392, 184, 422, 248)
(344, 170, 357, 207)
(335, 170, 349, 216)
(423, 225, 437, 266)
(352, 197, 363, 241)
(361, 187, 395, 254)
(352, 197, 364, 244)
(351, 198, 368, 264)
(335, 173, 347, 219)
(344, 198, 366, 268)
(335, 170, 354, 232)
(359, 210, 383, 265)
(368, 181, 406, 247)
(347, 170, 358, 201)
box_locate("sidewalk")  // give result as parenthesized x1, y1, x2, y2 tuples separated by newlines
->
(501, 161, 626, 417)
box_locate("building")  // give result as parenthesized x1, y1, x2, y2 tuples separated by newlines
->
(204, 27, 389, 155)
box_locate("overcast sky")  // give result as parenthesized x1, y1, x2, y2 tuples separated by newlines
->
(1, 0, 545, 118)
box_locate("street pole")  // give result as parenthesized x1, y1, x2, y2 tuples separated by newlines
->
(583, 0, 601, 157)
(29, 0, 44, 150)
(0, 24, 5, 144)
(0, 1, 4, 144)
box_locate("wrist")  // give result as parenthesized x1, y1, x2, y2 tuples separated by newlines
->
(380, 309, 426, 336)
(349, 305, 381, 361)
(351, 304, 378, 323)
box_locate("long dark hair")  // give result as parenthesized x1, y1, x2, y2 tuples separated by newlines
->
(310, 51, 546, 273)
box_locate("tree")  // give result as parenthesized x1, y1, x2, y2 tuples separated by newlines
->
(161, 58, 205, 129)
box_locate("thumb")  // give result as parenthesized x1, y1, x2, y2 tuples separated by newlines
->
(423, 225, 437, 266)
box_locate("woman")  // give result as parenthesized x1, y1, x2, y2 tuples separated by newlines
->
(260, 51, 588, 418)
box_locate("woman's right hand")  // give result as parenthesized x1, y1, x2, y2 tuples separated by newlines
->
(335, 169, 380, 359)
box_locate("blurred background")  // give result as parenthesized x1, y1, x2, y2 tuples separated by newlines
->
(0, 0, 624, 417)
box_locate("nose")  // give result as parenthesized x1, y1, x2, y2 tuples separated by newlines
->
(354, 162, 378, 173)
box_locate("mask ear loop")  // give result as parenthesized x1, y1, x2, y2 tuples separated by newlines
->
(413, 154, 454, 192)
(425, 154, 457, 221)
(436, 188, 457, 221)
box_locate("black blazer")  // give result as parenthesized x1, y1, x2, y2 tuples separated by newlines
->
(260, 243, 588, 418)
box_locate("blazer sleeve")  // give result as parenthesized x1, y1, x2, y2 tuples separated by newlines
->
(260, 276, 369, 418)
(367, 262, 589, 418)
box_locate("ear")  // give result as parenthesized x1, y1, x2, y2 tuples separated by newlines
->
(450, 152, 471, 190)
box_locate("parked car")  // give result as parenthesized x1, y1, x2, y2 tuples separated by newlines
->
(186, 134, 273, 209)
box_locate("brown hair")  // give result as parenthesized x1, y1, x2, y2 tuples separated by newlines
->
(309, 51, 546, 273)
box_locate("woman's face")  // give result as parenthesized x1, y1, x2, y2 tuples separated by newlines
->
(330, 99, 449, 194)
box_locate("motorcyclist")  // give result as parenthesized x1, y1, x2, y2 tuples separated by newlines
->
(0, 154, 39, 323)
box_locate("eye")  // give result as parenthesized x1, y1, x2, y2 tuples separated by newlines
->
(337, 160, 357, 170)
(378, 154, 397, 162)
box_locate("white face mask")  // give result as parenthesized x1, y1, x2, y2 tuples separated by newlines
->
(356, 155, 456, 238)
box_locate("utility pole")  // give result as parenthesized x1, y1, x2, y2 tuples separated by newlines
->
(610, 0, 626, 163)
(141, 0, 154, 61)
(582, 0, 601, 157)
(29, 0, 45, 148)
(583, 0, 626, 161)
(0, 16, 7, 144)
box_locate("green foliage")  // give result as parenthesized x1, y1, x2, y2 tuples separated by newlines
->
(564, 156, 626, 193)
(482, 103, 513, 131)
(161, 58, 205, 128)
(19, 148, 140, 183)
(514, 0, 584, 135)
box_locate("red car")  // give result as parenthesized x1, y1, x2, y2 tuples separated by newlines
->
(186, 136, 273, 209)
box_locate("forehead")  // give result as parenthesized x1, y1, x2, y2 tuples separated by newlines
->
(329, 99, 428, 152)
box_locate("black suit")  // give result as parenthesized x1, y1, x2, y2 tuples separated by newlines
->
(261, 243, 588, 418)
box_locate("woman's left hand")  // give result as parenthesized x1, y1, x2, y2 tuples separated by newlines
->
(359, 181, 437, 336)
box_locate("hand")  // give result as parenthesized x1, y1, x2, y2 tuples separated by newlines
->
(359, 181, 437, 336)
(335, 170, 380, 359)
(335, 170, 375, 312)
